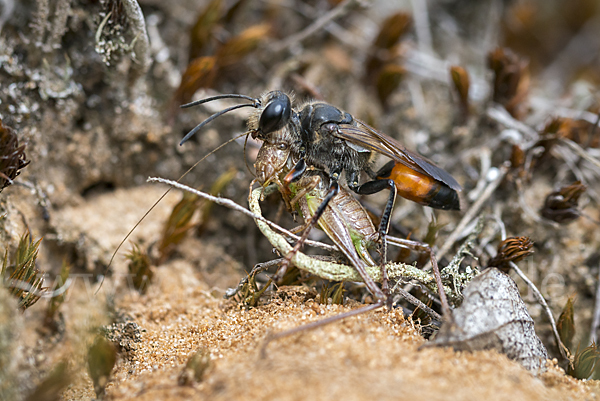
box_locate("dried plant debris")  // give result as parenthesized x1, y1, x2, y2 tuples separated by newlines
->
(557, 296, 575, 352)
(509, 144, 526, 179)
(125, 242, 153, 294)
(431, 268, 548, 374)
(215, 24, 271, 69)
(88, 335, 117, 398)
(157, 168, 235, 263)
(365, 12, 411, 78)
(540, 181, 587, 224)
(179, 348, 212, 386)
(488, 236, 534, 272)
(365, 12, 411, 106)
(24, 360, 71, 401)
(196, 167, 236, 235)
(449, 65, 470, 119)
(0, 119, 29, 192)
(175, 56, 218, 107)
(187, 0, 248, 60)
(157, 191, 202, 263)
(175, 13, 270, 105)
(487, 47, 529, 119)
(541, 117, 600, 148)
(1, 230, 44, 310)
(188, 0, 223, 60)
(375, 64, 405, 107)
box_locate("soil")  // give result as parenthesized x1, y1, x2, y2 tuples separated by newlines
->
(1, 0, 599, 400)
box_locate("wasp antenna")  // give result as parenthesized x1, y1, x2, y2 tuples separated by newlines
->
(180, 93, 258, 108)
(180, 103, 256, 146)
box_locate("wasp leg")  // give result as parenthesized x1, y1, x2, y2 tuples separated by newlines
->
(351, 178, 397, 308)
(285, 158, 307, 183)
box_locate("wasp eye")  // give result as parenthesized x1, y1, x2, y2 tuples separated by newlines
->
(276, 142, 288, 150)
(259, 95, 291, 134)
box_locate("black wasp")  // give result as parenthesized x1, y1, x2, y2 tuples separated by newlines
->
(180, 90, 461, 220)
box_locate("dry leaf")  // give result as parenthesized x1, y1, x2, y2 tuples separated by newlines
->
(365, 13, 411, 80)
(449, 65, 470, 118)
(372, 12, 412, 51)
(540, 181, 586, 224)
(487, 48, 529, 119)
(375, 64, 405, 107)
(557, 296, 575, 352)
(188, 0, 222, 60)
(215, 24, 270, 68)
(174, 56, 217, 106)
(542, 117, 599, 148)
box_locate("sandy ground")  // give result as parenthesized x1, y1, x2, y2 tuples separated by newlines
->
(56, 243, 599, 401)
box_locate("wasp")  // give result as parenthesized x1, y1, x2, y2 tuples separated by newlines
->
(181, 91, 461, 294)
(181, 91, 461, 213)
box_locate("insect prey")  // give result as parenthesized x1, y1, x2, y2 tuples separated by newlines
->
(253, 137, 451, 314)
(181, 90, 461, 307)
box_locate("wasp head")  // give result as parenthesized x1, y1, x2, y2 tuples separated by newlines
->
(247, 91, 295, 141)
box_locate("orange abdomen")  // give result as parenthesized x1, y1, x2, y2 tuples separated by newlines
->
(378, 162, 460, 210)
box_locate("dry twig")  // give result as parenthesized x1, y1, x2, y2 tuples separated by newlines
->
(272, 0, 365, 53)
(591, 264, 600, 344)
(148, 177, 339, 253)
(410, 0, 432, 54)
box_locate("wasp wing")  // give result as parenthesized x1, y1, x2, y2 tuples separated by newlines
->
(336, 121, 462, 191)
